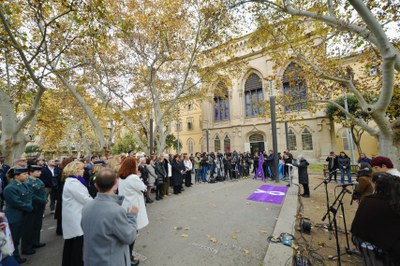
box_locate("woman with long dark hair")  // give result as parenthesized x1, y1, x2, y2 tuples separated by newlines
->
(351, 172, 400, 265)
(117, 157, 148, 266)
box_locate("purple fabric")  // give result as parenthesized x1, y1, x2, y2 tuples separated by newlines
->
(254, 154, 265, 180)
(247, 185, 288, 205)
(67, 175, 88, 187)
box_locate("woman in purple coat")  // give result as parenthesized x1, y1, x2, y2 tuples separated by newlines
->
(253, 151, 265, 181)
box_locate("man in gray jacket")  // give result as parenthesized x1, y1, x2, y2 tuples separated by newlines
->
(81, 168, 138, 266)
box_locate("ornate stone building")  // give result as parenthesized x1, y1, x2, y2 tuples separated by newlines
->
(170, 35, 379, 163)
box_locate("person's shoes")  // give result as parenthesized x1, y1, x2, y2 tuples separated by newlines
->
(156, 197, 160, 201)
(22, 250, 36, 255)
(146, 199, 153, 203)
(131, 259, 140, 265)
(159, 196, 164, 200)
(300, 194, 310, 198)
(33, 243, 46, 248)
(15, 257, 27, 264)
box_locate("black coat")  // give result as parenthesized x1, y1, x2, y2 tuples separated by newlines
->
(154, 162, 165, 185)
(293, 159, 309, 184)
(40, 166, 61, 188)
(171, 160, 184, 186)
(326, 156, 339, 170)
(351, 194, 400, 260)
(338, 156, 350, 169)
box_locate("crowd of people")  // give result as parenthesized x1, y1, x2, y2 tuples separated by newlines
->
(0, 149, 398, 265)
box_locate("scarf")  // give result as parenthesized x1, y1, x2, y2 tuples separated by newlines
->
(67, 175, 88, 187)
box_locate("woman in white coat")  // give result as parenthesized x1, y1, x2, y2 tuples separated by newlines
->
(117, 157, 148, 265)
(61, 160, 93, 266)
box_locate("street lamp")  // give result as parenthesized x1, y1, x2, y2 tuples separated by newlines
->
(149, 108, 154, 155)
(338, 48, 356, 165)
(269, 79, 279, 182)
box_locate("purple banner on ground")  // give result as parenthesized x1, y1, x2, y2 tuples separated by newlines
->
(247, 185, 288, 205)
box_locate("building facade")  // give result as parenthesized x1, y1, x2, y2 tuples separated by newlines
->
(170, 36, 379, 163)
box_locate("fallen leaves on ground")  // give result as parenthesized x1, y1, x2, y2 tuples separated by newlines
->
(207, 235, 218, 243)
(181, 234, 189, 238)
(259, 230, 268, 235)
(174, 226, 183, 230)
(243, 248, 250, 254)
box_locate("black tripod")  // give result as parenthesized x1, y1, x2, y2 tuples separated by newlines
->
(322, 185, 360, 265)
(314, 176, 333, 240)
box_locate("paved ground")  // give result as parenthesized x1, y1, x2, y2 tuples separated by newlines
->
(26, 177, 286, 266)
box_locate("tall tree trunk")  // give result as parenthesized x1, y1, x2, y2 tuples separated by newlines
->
(378, 133, 400, 167)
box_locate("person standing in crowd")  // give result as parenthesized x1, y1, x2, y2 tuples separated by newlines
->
(293, 155, 310, 198)
(352, 163, 373, 203)
(223, 153, 230, 180)
(21, 165, 47, 255)
(171, 154, 184, 194)
(351, 173, 400, 264)
(283, 150, 293, 179)
(266, 150, 275, 180)
(154, 156, 165, 200)
(138, 158, 152, 204)
(326, 151, 339, 183)
(117, 157, 148, 266)
(82, 168, 139, 266)
(183, 154, 193, 187)
(200, 153, 208, 183)
(370, 156, 400, 177)
(0, 157, 10, 210)
(208, 153, 215, 179)
(194, 153, 202, 184)
(87, 160, 107, 198)
(163, 155, 172, 196)
(13, 157, 28, 168)
(254, 151, 264, 181)
(40, 159, 61, 214)
(357, 153, 371, 165)
(252, 152, 258, 174)
(55, 157, 75, 236)
(146, 157, 157, 202)
(3, 167, 33, 264)
(338, 151, 352, 184)
(61, 160, 92, 266)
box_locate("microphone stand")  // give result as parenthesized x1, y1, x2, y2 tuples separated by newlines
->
(323, 185, 360, 265)
(314, 173, 333, 240)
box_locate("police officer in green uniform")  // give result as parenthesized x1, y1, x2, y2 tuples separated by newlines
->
(3, 166, 33, 264)
(21, 165, 47, 255)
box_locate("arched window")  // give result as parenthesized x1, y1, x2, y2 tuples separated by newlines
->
(249, 133, 264, 142)
(301, 128, 313, 150)
(245, 73, 264, 117)
(214, 83, 229, 121)
(342, 130, 349, 150)
(214, 135, 221, 152)
(224, 135, 231, 152)
(288, 129, 297, 150)
(283, 63, 307, 111)
(187, 139, 194, 154)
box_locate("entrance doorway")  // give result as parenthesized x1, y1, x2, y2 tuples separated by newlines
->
(249, 133, 265, 156)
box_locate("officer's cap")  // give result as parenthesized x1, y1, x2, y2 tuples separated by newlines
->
(7, 166, 29, 176)
(29, 165, 42, 172)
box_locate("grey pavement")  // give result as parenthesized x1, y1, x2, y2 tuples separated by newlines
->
(26, 176, 298, 266)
